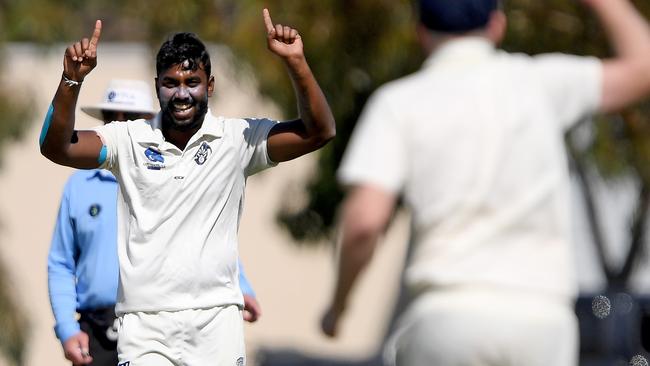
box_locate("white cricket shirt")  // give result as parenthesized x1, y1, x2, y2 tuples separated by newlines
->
(339, 38, 602, 300)
(94, 110, 277, 314)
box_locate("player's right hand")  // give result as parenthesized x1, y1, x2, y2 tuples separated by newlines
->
(62, 330, 93, 365)
(320, 306, 341, 338)
(63, 20, 102, 83)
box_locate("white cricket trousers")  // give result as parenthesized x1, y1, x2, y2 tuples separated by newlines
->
(117, 304, 245, 366)
(385, 287, 578, 366)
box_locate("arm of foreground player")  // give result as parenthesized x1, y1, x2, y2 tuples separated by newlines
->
(40, 20, 105, 169)
(585, 0, 650, 113)
(261, 8, 336, 163)
(321, 185, 396, 337)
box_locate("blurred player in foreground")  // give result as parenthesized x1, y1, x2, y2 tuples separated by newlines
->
(322, 0, 650, 365)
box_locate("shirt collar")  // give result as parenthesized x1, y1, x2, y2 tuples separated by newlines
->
(197, 110, 224, 139)
(422, 37, 496, 71)
(90, 169, 117, 182)
(149, 108, 224, 140)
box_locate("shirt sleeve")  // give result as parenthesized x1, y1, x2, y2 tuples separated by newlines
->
(47, 180, 81, 343)
(241, 118, 278, 177)
(534, 53, 603, 130)
(91, 122, 122, 171)
(338, 90, 407, 193)
(238, 259, 256, 298)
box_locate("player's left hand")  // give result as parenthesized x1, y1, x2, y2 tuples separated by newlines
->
(243, 294, 262, 323)
(263, 8, 304, 60)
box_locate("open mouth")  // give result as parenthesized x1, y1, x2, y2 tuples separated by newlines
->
(171, 102, 194, 120)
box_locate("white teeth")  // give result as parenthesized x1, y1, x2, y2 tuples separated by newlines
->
(174, 103, 191, 111)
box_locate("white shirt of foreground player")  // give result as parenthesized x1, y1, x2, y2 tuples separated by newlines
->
(339, 37, 602, 301)
(94, 109, 277, 314)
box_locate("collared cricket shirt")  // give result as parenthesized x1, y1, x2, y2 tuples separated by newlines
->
(94, 110, 276, 314)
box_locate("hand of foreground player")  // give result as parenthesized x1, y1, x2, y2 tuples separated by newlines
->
(63, 331, 93, 365)
(320, 305, 343, 338)
(63, 20, 101, 83)
(243, 294, 262, 323)
(263, 8, 304, 61)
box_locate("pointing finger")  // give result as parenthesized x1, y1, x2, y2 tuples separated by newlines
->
(262, 8, 274, 34)
(89, 20, 102, 50)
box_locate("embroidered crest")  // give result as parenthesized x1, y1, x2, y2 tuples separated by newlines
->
(145, 147, 165, 163)
(144, 147, 165, 170)
(194, 142, 212, 165)
(236, 356, 244, 366)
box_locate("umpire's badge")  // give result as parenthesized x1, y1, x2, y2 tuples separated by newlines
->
(194, 142, 212, 165)
(89, 204, 101, 217)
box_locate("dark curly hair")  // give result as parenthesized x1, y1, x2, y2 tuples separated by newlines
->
(155, 32, 211, 77)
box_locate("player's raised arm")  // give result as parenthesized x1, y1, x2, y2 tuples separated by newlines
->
(40, 20, 106, 169)
(585, 0, 650, 113)
(262, 8, 336, 162)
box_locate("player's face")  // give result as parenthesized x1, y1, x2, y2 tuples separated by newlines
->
(156, 62, 214, 131)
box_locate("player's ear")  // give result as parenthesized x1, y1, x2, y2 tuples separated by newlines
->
(207, 76, 215, 97)
(486, 10, 506, 45)
(154, 77, 160, 99)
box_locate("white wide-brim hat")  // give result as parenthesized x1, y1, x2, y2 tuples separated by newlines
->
(81, 79, 157, 121)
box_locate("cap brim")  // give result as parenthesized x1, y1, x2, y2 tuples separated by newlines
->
(81, 103, 157, 121)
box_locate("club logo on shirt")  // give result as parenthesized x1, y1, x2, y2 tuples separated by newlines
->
(118, 362, 130, 366)
(144, 147, 166, 170)
(89, 204, 101, 217)
(145, 147, 165, 163)
(194, 141, 212, 165)
(236, 356, 244, 366)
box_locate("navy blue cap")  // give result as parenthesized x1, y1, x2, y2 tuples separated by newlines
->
(419, 0, 498, 33)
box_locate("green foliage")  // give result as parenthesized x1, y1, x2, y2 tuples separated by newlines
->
(0, 6, 36, 366)
(0, 4, 34, 359)
(0, 85, 30, 366)
(0, 265, 27, 366)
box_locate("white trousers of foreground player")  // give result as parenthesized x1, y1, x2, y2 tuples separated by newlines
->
(385, 286, 577, 366)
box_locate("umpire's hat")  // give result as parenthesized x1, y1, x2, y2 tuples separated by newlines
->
(81, 79, 156, 121)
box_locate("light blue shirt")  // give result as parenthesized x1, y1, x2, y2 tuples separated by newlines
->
(47, 169, 256, 343)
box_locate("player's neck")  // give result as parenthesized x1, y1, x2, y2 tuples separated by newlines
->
(163, 125, 201, 150)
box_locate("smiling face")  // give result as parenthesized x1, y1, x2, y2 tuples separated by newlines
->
(156, 60, 214, 132)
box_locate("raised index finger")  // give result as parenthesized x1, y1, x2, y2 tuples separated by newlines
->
(262, 9, 274, 33)
(89, 20, 102, 49)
